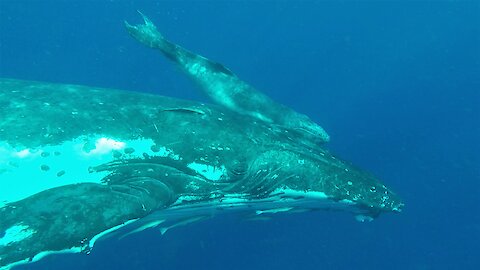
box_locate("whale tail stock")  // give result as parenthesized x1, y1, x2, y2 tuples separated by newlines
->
(125, 11, 231, 73)
(125, 11, 192, 64)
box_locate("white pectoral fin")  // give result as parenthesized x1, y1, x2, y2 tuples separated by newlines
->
(255, 207, 294, 215)
(119, 219, 166, 240)
(159, 215, 210, 235)
(355, 214, 374, 222)
(159, 227, 169, 236)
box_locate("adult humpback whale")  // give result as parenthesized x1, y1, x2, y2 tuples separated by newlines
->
(125, 12, 331, 143)
(0, 15, 402, 270)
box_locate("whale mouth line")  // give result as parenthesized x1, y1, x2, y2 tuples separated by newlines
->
(167, 187, 375, 219)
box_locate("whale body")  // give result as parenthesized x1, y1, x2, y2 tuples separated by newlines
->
(0, 79, 402, 269)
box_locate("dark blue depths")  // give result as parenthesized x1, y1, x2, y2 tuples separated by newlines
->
(0, 1, 478, 269)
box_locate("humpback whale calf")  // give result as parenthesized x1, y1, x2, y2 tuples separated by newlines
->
(0, 15, 402, 270)
(125, 12, 330, 143)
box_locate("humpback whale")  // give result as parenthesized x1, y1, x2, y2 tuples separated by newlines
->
(124, 12, 330, 143)
(0, 15, 402, 270)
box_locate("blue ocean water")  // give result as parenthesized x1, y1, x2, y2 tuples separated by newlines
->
(0, 1, 479, 269)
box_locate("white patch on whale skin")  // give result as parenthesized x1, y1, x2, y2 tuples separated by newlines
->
(0, 224, 36, 246)
(29, 246, 83, 263)
(0, 136, 181, 205)
(171, 195, 201, 205)
(13, 149, 31, 158)
(154, 145, 181, 160)
(81, 137, 125, 156)
(187, 162, 227, 181)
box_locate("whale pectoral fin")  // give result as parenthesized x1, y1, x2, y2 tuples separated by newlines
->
(125, 11, 164, 48)
(118, 219, 166, 240)
(0, 180, 171, 268)
(160, 107, 207, 115)
(158, 215, 210, 235)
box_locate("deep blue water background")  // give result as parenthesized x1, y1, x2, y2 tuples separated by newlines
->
(1, 1, 479, 269)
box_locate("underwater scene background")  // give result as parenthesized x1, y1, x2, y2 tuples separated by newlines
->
(0, 1, 478, 269)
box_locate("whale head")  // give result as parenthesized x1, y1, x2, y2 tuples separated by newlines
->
(164, 144, 403, 222)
